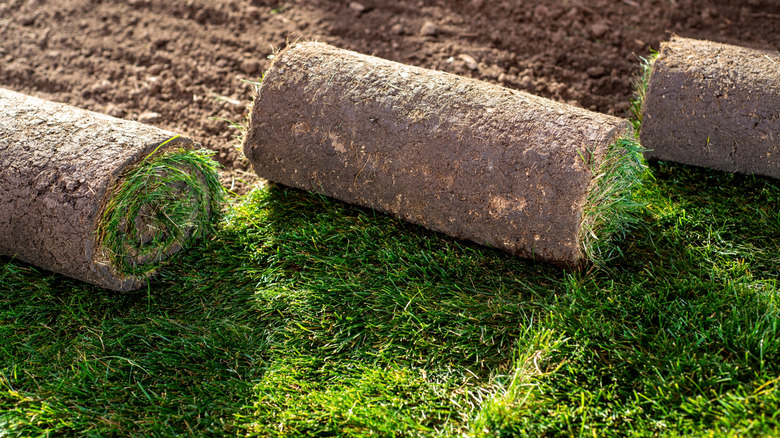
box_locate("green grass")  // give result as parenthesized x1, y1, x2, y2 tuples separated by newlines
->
(629, 52, 658, 133)
(2, 159, 780, 436)
(97, 143, 225, 277)
(579, 136, 646, 267)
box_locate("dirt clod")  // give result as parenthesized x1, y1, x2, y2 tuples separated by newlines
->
(349, 2, 366, 13)
(420, 21, 438, 36)
(241, 59, 261, 75)
(138, 112, 162, 124)
(458, 54, 479, 70)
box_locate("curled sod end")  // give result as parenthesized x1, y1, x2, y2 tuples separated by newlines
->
(96, 137, 225, 281)
(578, 135, 647, 268)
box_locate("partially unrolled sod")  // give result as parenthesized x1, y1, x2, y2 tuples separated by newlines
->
(640, 36, 780, 178)
(0, 88, 224, 291)
(244, 42, 644, 267)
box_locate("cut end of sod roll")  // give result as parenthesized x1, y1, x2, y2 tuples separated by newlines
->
(578, 136, 646, 266)
(96, 140, 224, 279)
(629, 51, 658, 133)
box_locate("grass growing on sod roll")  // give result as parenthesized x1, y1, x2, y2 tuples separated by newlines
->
(97, 144, 224, 277)
(629, 51, 658, 132)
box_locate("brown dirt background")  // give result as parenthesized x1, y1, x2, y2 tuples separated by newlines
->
(1, 0, 778, 194)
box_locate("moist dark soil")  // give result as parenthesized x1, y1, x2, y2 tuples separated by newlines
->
(1, 0, 778, 194)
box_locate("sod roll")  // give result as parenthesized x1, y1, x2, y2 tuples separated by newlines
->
(640, 36, 780, 178)
(244, 42, 644, 267)
(0, 88, 224, 291)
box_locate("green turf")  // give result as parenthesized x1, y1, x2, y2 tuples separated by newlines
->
(579, 136, 646, 266)
(629, 51, 658, 133)
(97, 143, 225, 278)
(2, 159, 779, 436)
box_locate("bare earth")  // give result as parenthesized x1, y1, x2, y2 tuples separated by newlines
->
(1, 0, 778, 194)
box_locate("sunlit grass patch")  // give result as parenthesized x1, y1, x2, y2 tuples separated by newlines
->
(241, 358, 475, 437)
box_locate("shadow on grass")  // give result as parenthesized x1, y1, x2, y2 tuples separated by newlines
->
(223, 184, 568, 435)
(2, 161, 779, 435)
(0, 228, 270, 435)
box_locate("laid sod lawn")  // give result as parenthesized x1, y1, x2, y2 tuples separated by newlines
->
(1, 161, 779, 437)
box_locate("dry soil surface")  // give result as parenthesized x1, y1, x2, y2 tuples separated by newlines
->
(1, 0, 778, 194)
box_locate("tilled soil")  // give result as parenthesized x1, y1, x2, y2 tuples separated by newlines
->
(1, 0, 778, 194)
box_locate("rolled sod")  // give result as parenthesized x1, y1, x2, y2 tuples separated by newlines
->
(0, 88, 224, 291)
(639, 36, 780, 178)
(243, 42, 644, 267)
